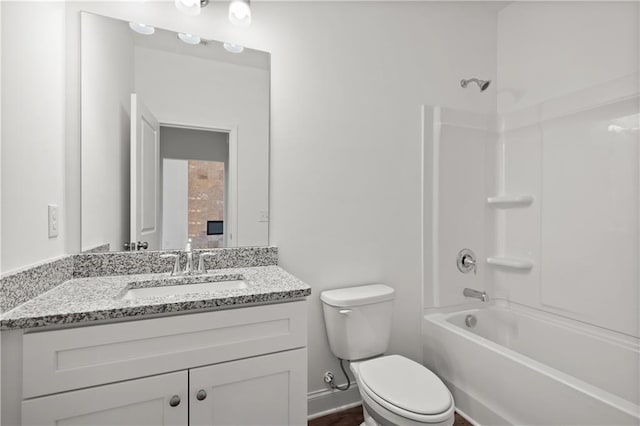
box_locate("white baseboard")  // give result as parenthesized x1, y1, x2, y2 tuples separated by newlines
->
(307, 382, 362, 420)
(455, 407, 480, 426)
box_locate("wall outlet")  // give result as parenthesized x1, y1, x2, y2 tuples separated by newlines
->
(259, 210, 269, 222)
(48, 205, 59, 238)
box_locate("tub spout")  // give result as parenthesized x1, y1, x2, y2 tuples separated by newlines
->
(463, 288, 489, 302)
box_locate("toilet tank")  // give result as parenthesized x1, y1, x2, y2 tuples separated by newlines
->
(320, 284, 394, 361)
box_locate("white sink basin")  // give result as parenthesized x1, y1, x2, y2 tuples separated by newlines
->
(121, 280, 249, 300)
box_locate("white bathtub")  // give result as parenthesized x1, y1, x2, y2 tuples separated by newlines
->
(423, 302, 640, 426)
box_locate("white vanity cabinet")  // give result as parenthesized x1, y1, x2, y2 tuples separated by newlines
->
(1, 300, 308, 426)
(21, 350, 306, 426)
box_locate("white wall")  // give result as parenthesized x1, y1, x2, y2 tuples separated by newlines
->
(256, 2, 497, 400)
(497, 2, 639, 114)
(135, 46, 268, 247)
(162, 159, 189, 250)
(496, 2, 639, 337)
(1, 2, 67, 273)
(0, 1, 3, 414)
(80, 13, 134, 252)
(254, 3, 496, 401)
(4, 1, 499, 410)
(160, 126, 228, 163)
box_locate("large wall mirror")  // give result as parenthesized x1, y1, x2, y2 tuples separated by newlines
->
(80, 12, 270, 253)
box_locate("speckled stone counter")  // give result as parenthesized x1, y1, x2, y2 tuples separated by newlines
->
(0, 247, 279, 314)
(0, 265, 310, 330)
(0, 257, 74, 314)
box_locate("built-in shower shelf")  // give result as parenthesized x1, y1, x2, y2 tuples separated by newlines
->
(486, 257, 534, 270)
(487, 194, 534, 208)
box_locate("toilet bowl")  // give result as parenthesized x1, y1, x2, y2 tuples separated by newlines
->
(351, 355, 454, 426)
(320, 285, 455, 426)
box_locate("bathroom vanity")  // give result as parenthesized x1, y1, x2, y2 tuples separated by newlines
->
(0, 8, 310, 426)
(0, 260, 310, 426)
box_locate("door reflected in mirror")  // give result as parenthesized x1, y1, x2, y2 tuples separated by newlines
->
(80, 12, 269, 253)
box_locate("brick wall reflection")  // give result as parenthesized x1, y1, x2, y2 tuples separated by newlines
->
(188, 161, 225, 248)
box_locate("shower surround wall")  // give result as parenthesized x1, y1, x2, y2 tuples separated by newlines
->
(422, 107, 497, 309)
(495, 1, 639, 338)
(424, 0, 639, 339)
(423, 2, 639, 423)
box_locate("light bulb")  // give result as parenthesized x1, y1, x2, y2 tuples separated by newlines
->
(223, 42, 244, 53)
(175, 0, 201, 16)
(178, 32, 202, 45)
(228, 0, 251, 27)
(129, 22, 155, 35)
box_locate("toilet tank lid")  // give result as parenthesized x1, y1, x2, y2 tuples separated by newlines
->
(320, 284, 394, 307)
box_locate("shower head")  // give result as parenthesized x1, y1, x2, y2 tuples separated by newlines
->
(461, 78, 491, 92)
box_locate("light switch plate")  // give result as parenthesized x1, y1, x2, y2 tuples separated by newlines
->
(259, 210, 269, 222)
(48, 205, 59, 238)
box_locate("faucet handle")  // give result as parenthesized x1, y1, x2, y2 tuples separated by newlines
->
(457, 249, 477, 275)
(161, 254, 181, 276)
(463, 255, 477, 275)
(197, 252, 217, 274)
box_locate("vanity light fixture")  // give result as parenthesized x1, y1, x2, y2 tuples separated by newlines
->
(129, 22, 155, 35)
(223, 42, 244, 53)
(175, 0, 209, 16)
(229, 0, 251, 27)
(178, 32, 202, 45)
(174, 0, 252, 28)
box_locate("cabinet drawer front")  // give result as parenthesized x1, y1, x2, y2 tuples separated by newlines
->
(22, 371, 188, 426)
(23, 301, 306, 398)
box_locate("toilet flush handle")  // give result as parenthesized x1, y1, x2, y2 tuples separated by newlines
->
(339, 309, 352, 315)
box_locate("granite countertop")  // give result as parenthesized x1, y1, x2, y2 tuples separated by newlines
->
(0, 265, 311, 330)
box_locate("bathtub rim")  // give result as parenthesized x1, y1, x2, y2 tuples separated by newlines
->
(425, 299, 639, 349)
(423, 301, 640, 420)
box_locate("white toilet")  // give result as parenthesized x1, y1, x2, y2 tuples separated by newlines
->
(321, 284, 455, 426)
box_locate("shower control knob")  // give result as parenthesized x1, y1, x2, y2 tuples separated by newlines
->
(169, 395, 181, 407)
(462, 255, 475, 268)
(457, 249, 477, 275)
(196, 390, 207, 401)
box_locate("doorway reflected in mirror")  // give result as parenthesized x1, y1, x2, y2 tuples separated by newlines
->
(161, 127, 230, 250)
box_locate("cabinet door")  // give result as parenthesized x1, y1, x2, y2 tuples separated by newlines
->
(189, 349, 307, 426)
(22, 371, 188, 426)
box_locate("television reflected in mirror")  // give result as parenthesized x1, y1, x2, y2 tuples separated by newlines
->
(80, 12, 270, 253)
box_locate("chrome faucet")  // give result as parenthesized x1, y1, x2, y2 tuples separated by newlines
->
(161, 241, 211, 276)
(184, 239, 195, 275)
(161, 253, 181, 276)
(198, 252, 216, 274)
(463, 288, 489, 302)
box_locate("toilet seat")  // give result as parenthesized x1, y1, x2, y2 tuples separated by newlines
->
(356, 355, 454, 424)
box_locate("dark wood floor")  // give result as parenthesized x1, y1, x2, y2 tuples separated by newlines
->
(309, 405, 473, 426)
